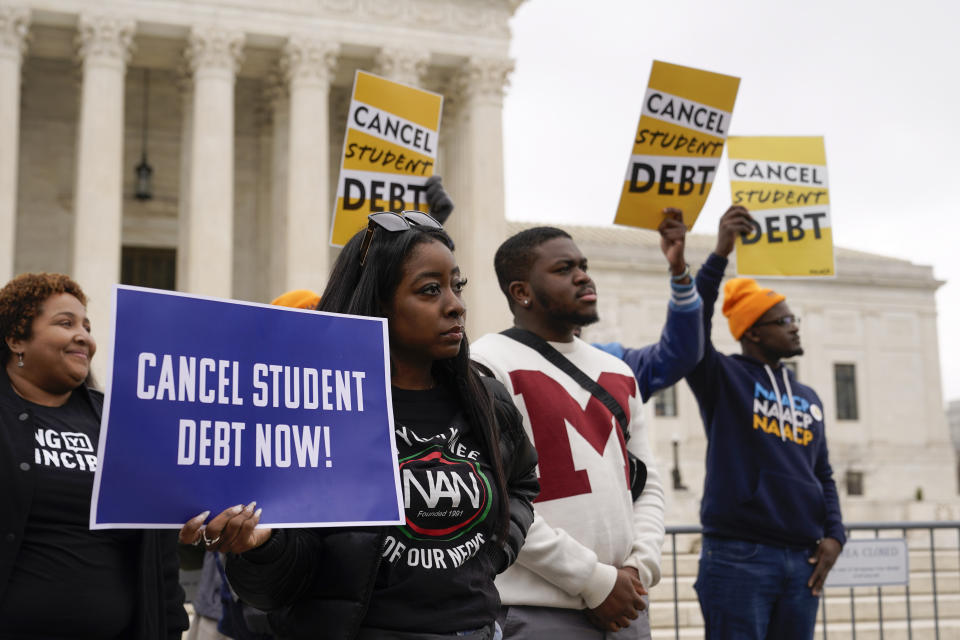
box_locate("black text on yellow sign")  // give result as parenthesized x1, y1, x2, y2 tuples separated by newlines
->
(740, 211, 828, 245)
(331, 71, 443, 247)
(727, 136, 834, 278)
(340, 175, 431, 214)
(614, 61, 739, 231)
(627, 157, 717, 196)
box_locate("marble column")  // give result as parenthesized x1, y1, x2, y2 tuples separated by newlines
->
(175, 67, 193, 291)
(277, 37, 338, 293)
(449, 57, 514, 339)
(71, 14, 134, 368)
(265, 73, 290, 298)
(373, 47, 429, 87)
(181, 26, 244, 297)
(251, 84, 276, 303)
(0, 6, 29, 284)
(326, 88, 350, 272)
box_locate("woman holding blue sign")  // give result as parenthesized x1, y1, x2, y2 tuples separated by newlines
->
(180, 212, 539, 640)
(0, 273, 188, 638)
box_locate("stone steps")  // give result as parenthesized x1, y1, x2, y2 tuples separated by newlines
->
(651, 546, 960, 637)
(651, 618, 960, 640)
(659, 549, 960, 578)
(652, 570, 960, 605)
(649, 593, 960, 628)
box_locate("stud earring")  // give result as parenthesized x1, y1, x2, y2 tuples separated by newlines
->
(523, 299, 530, 306)
(17, 352, 24, 368)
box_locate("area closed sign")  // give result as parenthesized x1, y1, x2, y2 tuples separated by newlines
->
(824, 539, 909, 588)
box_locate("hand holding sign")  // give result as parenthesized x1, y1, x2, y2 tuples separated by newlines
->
(179, 502, 272, 554)
(657, 208, 688, 278)
(424, 175, 454, 224)
(715, 205, 755, 258)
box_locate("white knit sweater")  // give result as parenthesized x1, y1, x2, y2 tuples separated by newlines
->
(471, 334, 665, 611)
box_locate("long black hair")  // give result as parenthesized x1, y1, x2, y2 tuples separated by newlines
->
(318, 224, 510, 546)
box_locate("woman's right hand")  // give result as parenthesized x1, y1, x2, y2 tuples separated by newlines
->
(178, 502, 272, 554)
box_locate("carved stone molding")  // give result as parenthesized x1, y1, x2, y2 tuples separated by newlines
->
(185, 26, 244, 75)
(455, 57, 513, 103)
(75, 14, 135, 66)
(506, 0, 527, 14)
(257, 70, 288, 127)
(440, 95, 460, 128)
(0, 6, 29, 59)
(175, 60, 193, 95)
(253, 90, 274, 130)
(280, 36, 338, 87)
(373, 47, 429, 86)
(354, 0, 513, 38)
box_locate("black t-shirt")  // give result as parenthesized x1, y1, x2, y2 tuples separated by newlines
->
(361, 385, 502, 633)
(0, 390, 137, 638)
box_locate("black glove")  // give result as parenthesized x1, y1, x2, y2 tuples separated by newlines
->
(425, 175, 455, 224)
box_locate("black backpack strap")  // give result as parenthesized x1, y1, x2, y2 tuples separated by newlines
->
(500, 327, 629, 442)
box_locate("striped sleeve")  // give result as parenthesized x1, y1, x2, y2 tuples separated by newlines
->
(669, 279, 700, 311)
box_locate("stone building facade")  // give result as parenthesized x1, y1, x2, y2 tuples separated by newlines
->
(948, 400, 960, 450)
(2, 0, 955, 524)
(1, 0, 517, 375)
(948, 400, 960, 493)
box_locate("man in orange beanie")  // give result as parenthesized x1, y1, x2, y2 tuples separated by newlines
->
(684, 205, 844, 640)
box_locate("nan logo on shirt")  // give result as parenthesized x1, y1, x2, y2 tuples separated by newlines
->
(399, 449, 491, 541)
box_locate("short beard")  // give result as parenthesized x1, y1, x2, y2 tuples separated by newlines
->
(533, 288, 600, 327)
(555, 309, 599, 327)
(784, 345, 804, 358)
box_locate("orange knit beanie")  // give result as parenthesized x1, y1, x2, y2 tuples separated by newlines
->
(722, 278, 785, 340)
(270, 289, 321, 310)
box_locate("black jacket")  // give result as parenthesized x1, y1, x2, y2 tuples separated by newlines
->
(226, 376, 539, 639)
(0, 366, 188, 639)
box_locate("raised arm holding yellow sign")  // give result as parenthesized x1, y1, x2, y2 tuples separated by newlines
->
(330, 71, 443, 247)
(614, 60, 740, 230)
(727, 136, 834, 277)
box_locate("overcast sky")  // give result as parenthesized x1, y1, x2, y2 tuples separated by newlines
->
(502, 0, 960, 403)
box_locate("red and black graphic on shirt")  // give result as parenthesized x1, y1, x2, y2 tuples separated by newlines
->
(509, 370, 636, 502)
(395, 427, 491, 544)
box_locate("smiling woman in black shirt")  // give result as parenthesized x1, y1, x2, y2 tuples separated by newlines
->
(180, 213, 539, 640)
(0, 273, 188, 639)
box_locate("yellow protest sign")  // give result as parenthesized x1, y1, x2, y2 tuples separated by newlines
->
(614, 60, 740, 230)
(330, 71, 443, 247)
(728, 136, 834, 277)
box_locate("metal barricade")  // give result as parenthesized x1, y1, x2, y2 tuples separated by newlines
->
(656, 521, 960, 640)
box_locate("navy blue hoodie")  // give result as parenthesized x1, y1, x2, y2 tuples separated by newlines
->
(686, 253, 845, 549)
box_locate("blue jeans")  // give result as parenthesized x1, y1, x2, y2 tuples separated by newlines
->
(694, 536, 820, 640)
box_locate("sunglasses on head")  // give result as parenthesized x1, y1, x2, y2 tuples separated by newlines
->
(358, 210, 444, 266)
(754, 315, 800, 328)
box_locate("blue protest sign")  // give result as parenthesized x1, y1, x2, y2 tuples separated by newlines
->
(90, 286, 403, 529)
